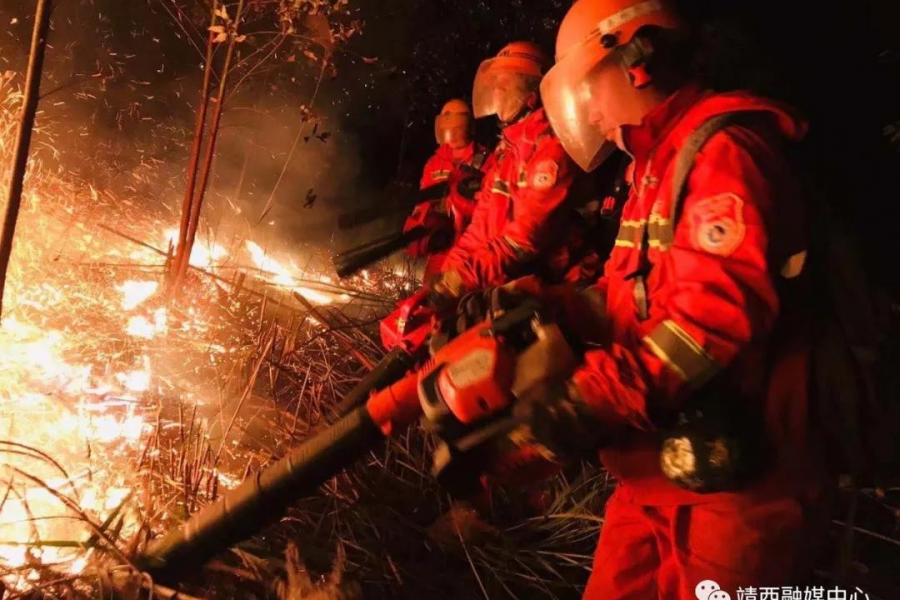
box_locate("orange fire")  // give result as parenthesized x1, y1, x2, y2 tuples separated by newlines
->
(245, 241, 335, 304)
(117, 280, 159, 310)
(163, 228, 228, 268)
(0, 80, 379, 592)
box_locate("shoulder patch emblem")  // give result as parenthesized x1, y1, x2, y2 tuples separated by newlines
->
(530, 159, 559, 191)
(688, 193, 746, 257)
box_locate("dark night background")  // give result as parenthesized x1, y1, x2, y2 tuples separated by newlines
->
(0, 0, 898, 269)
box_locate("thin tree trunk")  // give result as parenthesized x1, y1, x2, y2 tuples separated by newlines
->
(170, 0, 217, 290)
(0, 0, 54, 318)
(173, 0, 246, 290)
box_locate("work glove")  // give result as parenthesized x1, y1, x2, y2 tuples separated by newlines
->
(427, 279, 530, 354)
(426, 269, 466, 309)
(435, 276, 609, 352)
(404, 202, 453, 258)
(512, 379, 607, 464)
(505, 318, 609, 465)
(456, 284, 528, 331)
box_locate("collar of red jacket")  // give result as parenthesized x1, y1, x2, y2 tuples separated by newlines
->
(621, 82, 809, 163)
(500, 108, 550, 146)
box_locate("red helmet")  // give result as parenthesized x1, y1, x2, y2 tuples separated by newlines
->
(541, 0, 684, 171)
(472, 42, 550, 122)
(435, 99, 474, 148)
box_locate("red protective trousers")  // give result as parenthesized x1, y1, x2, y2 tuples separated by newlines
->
(584, 484, 832, 600)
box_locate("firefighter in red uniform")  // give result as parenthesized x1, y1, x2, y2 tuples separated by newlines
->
(451, 1, 833, 598)
(432, 42, 581, 303)
(404, 100, 491, 280)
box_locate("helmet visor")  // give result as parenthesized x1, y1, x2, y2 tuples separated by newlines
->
(472, 60, 540, 121)
(540, 47, 618, 172)
(434, 112, 471, 147)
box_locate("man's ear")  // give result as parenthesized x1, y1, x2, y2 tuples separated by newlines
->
(619, 36, 655, 89)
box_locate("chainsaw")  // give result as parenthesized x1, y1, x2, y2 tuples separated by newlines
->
(136, 299, 578, 581)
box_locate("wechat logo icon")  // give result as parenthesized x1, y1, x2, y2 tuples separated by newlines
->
(696, 580, 731, 600)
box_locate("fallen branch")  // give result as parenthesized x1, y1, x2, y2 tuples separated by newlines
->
(214, 326, 276, 462)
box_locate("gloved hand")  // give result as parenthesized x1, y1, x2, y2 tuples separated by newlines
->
(512, 379, 608, 463)
(404, 201, 452, 258)
(426, 269, 466, 309)
(427, 279, 531, 354)
(456, 284, 528, 332)
(431, 275, 610, 355)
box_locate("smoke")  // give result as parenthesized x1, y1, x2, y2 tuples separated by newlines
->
(0, 0, 370, 263)
(207, 82, 365, 248)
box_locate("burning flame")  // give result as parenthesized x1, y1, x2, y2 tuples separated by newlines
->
(117, 280, 159, 310)
(126, 308, 168, 339)
(117, 357, 152, 393)
(0, 82, 386, 592)
(245, 241, 333, 304)
(163, 229, 228, 268)
(0, 309, 151, 568)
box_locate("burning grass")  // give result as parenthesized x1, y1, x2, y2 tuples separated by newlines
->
(0, 78, 606, 599)
(0, 79, 382, 596)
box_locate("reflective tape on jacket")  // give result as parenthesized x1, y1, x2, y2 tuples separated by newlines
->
(647, 214, 674, 249)
(516, 168, 528, 188)
(614, 214, 675, 250)
(491, 179, 512, 197)
(614, 219, 645, 248)
(642, 319, 718, 386)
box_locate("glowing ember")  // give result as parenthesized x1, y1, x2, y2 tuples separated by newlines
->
(296, 287, 335, 305)
(122, 370, 150, 393)
(245, 241, 296, 286)
(117, 280, 159, 310)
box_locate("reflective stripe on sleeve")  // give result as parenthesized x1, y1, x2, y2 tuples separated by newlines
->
(642, 319, 718, 386)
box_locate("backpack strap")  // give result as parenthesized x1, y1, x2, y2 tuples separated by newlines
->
(632, 114, 742, 320)
(668, 114, 743, 234)
(471, 149, 488, 171)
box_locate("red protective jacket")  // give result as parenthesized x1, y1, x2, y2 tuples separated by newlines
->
(419, 141, 491, 232)
(572, 84, 828, 506)
(405, 142, 491, 278)
(442, 109, 578, 289)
